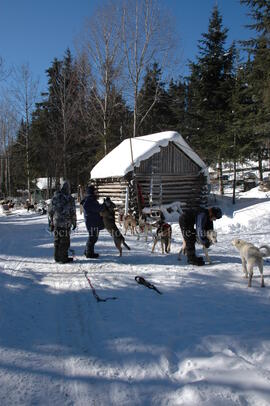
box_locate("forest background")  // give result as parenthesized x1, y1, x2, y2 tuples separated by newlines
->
(0, 0, 269, 199)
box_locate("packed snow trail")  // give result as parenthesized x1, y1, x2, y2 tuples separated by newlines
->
(0, 205, 270, 405)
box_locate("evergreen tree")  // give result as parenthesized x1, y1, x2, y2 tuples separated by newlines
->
(186, 6, 236, 192)
(9, 121, 28, 194)
(105, 89, 132, 152)
(240, 0, 270, 171)
(185, 63, 203, 150)
(166, 78, 187, 136)
(137, 63, 171, 136)
(30, 101, 58, 195)
(229, 59, 257, 201)
(28, 51, 89, 190)
(45, 57, 65, 180)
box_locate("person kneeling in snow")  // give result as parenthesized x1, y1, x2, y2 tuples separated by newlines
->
(179, 207, 222, 266)
(48, 181, 77, 264)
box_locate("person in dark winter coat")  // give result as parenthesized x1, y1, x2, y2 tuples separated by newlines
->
(48, 181, 77, 263)
(179, 206, 222, 266)
(81, 185, 105, 258)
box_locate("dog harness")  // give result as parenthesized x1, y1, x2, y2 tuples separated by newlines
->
(84, 270, 117, 302)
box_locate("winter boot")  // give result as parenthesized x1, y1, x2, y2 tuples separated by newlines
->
(54, 251, 60, 263)
(54, 242, 61, 262)
(187, 256, 205, 266)
(84, 241, 99, 258)
(85, 252, 99, 259)
(59, 257, 74, 264)
(187, 249, 205, 266)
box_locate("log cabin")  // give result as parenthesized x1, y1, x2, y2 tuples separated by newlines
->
(90, 131, 209, 214)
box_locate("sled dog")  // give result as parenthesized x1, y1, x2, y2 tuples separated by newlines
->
(152, 222, 172, 254)
(179, 229, 218, 263)
(101, 197, 131, 256)
(123, 213, 138, 235)
(232, 238, 270, 287)
(117, 209, 125, 227)
(137, 214, 159, 241)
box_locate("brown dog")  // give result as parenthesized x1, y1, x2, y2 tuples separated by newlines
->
(152, 222, 172, 254)
(101, 198, 131, 256)
(123, 212, 138, 235)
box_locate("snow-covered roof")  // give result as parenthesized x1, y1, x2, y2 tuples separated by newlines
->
(91, 131, 207, 180)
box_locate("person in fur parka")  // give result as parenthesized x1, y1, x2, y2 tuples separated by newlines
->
(48, 181, 77, 263)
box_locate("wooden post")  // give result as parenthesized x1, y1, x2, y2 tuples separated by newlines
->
(124, 186, 129, 215)
(129, 137, 142, 216)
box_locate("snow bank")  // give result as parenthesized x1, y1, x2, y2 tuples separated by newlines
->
(239, 186, 270, 199)
(216, 201, 270, 235)
(213, 186, 270, 236)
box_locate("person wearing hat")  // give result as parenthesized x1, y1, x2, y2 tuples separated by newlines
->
(48, 181, 77, 263)
(179, 206, 222, 266)
(81, 185, 105, 258)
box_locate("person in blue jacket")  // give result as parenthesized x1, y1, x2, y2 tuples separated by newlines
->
(179, 206, 222, 266)
(81, 185, 105, 258)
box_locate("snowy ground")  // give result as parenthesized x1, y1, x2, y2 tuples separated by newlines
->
(0, 189, 270, 405)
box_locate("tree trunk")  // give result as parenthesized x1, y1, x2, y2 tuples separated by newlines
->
(232, 132, 236, 204)
(63, 116, 67, 179)
(7, 154, 11, 196)
(0, 157, 3, 196)
(258, 152, 263, 181)
(26, 134, 31, 202)
(5, 156, 8, 196)
(103, 113, 107, 156)
(232, 158, 237, 204)
(218, 158, 224, 195)
(133, 93, 137, 137)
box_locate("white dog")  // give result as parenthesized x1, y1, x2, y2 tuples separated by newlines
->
(179, 229, 218, 263)
(232, 238, 270, 287)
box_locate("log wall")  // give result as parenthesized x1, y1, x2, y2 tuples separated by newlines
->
(137, 142, 200, 175)
(136, 173, 208, 210)
(93, 173, 208, 212)
(94, 178, 128, 208)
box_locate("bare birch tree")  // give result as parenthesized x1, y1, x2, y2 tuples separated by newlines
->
(48, 54, 80, 179)
(76, 1, 124, 155)
(10, 64, 39, 200)
(0, 57, 10, 82)
(0, 97, 18, 196)
(121, 0, 177, 136)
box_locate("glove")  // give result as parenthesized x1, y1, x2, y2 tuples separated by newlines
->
(72, 223, 76, 230)
(204, 240, 211, 249)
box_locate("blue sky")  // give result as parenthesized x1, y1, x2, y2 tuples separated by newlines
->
(0, 0, 252, 92)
